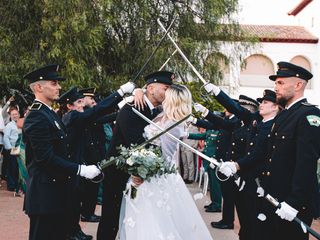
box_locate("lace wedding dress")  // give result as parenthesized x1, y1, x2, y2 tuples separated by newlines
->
(119, 114, 213, 240)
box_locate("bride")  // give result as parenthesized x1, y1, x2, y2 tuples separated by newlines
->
(119, 84, 213, 240)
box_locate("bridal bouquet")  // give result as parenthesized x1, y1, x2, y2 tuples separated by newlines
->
(110, 145, 176, 199)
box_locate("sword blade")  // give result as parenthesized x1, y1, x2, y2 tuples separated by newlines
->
(157, 19, 208, 85)
(131, 15, 177, 83)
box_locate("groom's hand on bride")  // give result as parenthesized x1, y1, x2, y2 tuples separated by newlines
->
(133, 88, 146, 111)
(131, 175, 144, 187)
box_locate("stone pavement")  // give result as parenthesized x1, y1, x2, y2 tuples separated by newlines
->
(1, 179, 320, 240)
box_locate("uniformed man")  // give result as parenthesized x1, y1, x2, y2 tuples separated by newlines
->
(188, 128, 222, 212)
(59, 82, 134, 240)
(256, 62, 320, 240)
(194, 95, 259, 238)
(78, 87, 116, 223)
(22, 65, 101, 240)
(200, 89, 280, 240)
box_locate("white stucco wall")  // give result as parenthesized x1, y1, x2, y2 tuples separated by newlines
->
(212, 40, 320, 105)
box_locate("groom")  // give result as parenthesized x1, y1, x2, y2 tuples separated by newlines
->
(97, 71, 174, 240)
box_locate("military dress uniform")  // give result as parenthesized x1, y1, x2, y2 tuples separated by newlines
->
(188, 129, 222, 211)
(257, 62, 320, 240)
(59, 87, 122, 238)
(197, 113, 243, 228)
(80, 113, 117, 220)
(204, 95, 260, 239)
(23, 65, 79, 240)
(78, 88, 117, 221)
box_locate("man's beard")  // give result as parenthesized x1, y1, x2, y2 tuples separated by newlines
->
(276, 96, 288, 109)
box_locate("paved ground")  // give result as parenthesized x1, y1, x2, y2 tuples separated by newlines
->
(1, 179, 319, 240)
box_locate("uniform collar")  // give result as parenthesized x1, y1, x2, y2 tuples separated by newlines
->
(262, 116, 275, 123)
(143, 95, 156, 113)
(286, 97, 305, 110)
(34, 99, 53, 111)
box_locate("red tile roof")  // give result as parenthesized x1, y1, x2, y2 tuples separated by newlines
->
(241, 24, 318, 43)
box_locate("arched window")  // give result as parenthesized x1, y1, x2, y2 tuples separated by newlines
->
(240, 54, 274, 87)
(290, 56, 312, 89)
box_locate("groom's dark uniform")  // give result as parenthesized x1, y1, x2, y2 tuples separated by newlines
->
(97, 71, 174, 240)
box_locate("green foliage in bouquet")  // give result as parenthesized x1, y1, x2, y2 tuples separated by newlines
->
(110, 145, 176, 181)
(109, 145, 176, 199)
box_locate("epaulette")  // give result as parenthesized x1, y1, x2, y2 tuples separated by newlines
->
(302, 102, 317, 107)
(30, 102, 42, 110)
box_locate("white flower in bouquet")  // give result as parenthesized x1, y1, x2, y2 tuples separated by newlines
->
(115, 145, 177, 199)
(126, 157, 134, 166)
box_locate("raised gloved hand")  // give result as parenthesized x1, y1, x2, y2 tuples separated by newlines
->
(78, 165, 101, 179)
(186, 115, 197, 125)
(275, 201, 298, 221)
(218, 162, 237, 177)
(257, 187, 265, 197)
(204, 83, 220, 96)
(118, 82, 136, 96)
(193, 103, 209, 117)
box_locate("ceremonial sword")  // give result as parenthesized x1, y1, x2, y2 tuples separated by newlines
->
(157, 19, 208, 86)
(131, 15, 177, 83)
(255, 178, 320, 239)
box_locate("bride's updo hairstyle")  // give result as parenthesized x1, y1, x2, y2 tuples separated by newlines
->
(162, 84, 192, 121)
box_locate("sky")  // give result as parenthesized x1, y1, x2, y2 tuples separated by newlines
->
(238, 0, 302, 25)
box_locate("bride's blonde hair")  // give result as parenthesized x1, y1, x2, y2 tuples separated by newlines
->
(162, 84, 192, 121)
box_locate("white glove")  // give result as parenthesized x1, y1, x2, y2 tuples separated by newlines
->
(209, 163, 216, 169)
(204, 83, 220, 96)
(187, 115, 197, 125)
(257, 187, 265, 197)
(78, 165, 101, 179)
(193, 103, 209, 117)
(118, 82, 136, 96)
(180, 132, 189, 138)
(275, 201, 298, 221)
(218, 162, 237, 177)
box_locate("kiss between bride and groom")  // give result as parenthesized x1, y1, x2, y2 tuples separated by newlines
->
(97, 71, 213, 240)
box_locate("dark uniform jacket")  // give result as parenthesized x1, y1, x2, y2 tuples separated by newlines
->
(262, 99, 320, 213)
(204, 111, 247, 163)
(98, 103, 154, 240)
(195, 117, 239, 162)
(62, 92, 121, 165)
(82, 111, 117, 165)
(23, 101, 79, 215)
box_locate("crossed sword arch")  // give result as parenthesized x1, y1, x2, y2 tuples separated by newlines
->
(95, 17, 320, 239)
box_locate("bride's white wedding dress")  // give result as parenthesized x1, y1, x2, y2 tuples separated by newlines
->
(119, 114, 213, 240)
